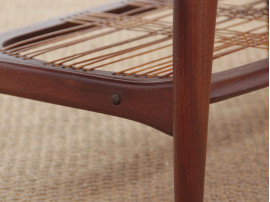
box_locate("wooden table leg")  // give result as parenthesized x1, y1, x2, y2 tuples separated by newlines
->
(173, 0, 218, 201)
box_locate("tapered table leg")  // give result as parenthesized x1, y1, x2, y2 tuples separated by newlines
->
(173, 0, 218, 201)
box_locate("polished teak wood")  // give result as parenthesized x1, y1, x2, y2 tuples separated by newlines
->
(173, 0, 218, 201)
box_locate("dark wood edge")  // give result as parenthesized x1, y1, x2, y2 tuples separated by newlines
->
(0, 53, 171, 84)
(0, 59, 173, 135)
(0, 58, 268, 135)
(211, 58, 269, 103)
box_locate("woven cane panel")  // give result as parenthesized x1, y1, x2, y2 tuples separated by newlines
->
(1, 0, 268, 78)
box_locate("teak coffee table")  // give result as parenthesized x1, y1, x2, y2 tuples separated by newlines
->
(0, 0, 268, 201)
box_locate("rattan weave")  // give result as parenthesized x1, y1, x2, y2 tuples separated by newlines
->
(1, 0, 268, 78)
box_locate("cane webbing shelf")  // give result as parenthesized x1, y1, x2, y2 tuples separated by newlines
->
(0, 0, 268, 135)
(0, 0, 268, 79)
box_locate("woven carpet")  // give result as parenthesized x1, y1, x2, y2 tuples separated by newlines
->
(0, 0, 268, 201)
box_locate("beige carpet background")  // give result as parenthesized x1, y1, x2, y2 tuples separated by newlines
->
(0, 0, 269, 201)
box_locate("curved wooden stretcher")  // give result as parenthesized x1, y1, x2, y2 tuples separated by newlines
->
(0, 0, 268, 201)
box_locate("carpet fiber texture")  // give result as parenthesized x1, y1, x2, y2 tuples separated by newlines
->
(0, 0, 268, 201)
